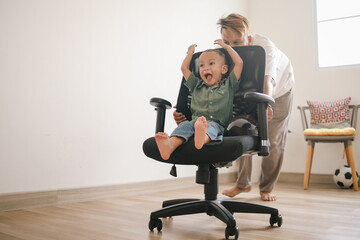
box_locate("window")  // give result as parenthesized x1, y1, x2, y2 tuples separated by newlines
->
(315, 0, 360, 68)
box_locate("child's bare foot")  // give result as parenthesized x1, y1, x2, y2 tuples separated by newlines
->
(260, 191, 277, 201)
(155, 133, 172, 160)
(222, 186, 251, 197)
(194, 116, 209, 149)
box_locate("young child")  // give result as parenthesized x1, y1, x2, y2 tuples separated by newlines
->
(155, 39, 243, 160)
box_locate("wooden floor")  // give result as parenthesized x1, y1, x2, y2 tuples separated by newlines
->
(0, 181, 359, 240)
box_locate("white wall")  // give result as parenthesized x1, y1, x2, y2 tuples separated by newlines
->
(0, 0, 248, 194)
(2, 0, 359, 195)
(248, 0, 360, 175)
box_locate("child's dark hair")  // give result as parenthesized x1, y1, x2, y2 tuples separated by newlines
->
(202, 49, 227, 64)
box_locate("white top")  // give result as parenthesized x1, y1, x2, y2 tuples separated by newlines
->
(252, 34, 295, 99)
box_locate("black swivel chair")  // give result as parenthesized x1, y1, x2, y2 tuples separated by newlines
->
(143, 46, 282, 240)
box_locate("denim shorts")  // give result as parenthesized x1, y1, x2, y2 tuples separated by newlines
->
(170, 120, 224, 143)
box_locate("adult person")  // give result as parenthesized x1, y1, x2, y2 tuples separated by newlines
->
(174, 13, 294, 201)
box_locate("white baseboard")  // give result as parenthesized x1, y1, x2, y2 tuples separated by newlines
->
(278, 172, 333, 185)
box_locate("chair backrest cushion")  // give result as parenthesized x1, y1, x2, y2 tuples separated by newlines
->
(307, 97, 352, 129)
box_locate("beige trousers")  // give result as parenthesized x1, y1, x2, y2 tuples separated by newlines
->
(235, 89, 293, 192)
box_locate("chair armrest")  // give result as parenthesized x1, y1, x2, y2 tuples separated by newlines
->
(150, 98, 172, 134)
(351, 105, 359, 130)
(244, 92, 275, 104)
(150, 97, 172, 109)
(244, 92, 274, 156)
(297, 106, 309, 130)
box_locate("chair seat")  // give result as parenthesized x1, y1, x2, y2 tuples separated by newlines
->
(304, 127, 355, 136)
(304, 128, 356, 142)
(143, 135, 258, 165)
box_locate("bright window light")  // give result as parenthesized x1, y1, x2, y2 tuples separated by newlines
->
(316, 0, 360, 68)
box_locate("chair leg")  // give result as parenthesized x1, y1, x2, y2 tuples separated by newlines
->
(208, 201, 236, 227)
(220, 199, 282, 227)
(304, 141, 314, 190)
(151, 200, 208, 219)
(162, 198, 201, 208)
(344, 144, 359, 191)
(220, 199, 279, 215)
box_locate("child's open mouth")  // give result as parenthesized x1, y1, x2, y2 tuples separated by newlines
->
(205, 73, 213, 81)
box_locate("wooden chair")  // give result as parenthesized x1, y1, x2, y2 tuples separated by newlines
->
(298, 105, 359, 191)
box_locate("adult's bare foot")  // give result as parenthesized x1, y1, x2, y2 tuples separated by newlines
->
(260, 191, 277, 201)
(194, 116, 209, 149)
(155, 132, 172, 160)
(222, 186, 251, 198)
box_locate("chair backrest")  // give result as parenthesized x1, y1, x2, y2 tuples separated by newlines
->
(175, 46, 266, 125)
(298, 105, 360, 131)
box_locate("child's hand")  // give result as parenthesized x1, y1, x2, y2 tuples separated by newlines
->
(214, 39, 227, 48)
(182, 44, 197, 80)
(187, 44, 197, 55)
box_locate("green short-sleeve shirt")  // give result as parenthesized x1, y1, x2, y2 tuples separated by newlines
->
(185, 71, 240, 127)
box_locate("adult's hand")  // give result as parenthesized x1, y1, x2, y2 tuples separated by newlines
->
(263, 75, 275, 122)
(173, 105, 187, 125)
(268, 105, 273, 121)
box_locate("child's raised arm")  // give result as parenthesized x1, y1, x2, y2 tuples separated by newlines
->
(181, 44, 197, 81)
(214, 39, 243, 81)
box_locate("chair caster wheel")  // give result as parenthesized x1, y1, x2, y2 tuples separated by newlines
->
(148, 218, 162, 231)
(225, 226, 239, 240)
(270, 214, 282, 227)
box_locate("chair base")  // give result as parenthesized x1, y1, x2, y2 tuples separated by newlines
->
(149, 197, 282, 240)
(148, 166, 282, 240)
